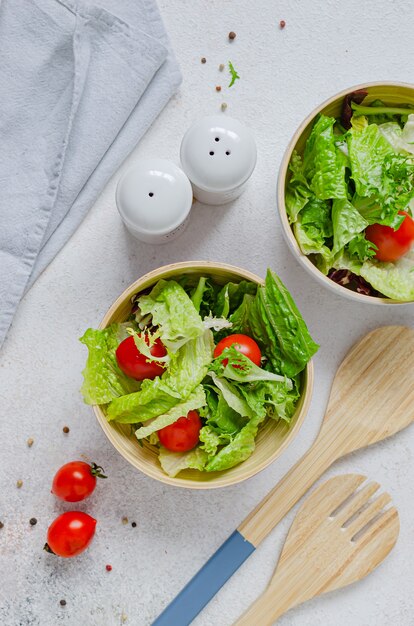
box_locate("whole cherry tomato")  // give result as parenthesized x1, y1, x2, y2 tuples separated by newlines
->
(365, 211, 414, 262)
(158, 410, 202, 452)
(214, 333, 262, 367)
(116, 335, 166, 380)
(44, 512, 97, 558)
(51, 461, 107, 502)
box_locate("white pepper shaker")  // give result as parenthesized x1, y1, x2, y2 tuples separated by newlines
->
(180, 115, 257, 205)
(116, 158, 193, 244)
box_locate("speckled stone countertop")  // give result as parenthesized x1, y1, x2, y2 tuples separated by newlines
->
(1, 1, 413, 625)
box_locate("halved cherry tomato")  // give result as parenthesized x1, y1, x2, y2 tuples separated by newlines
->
(214, 333, 262, 367)
(365, 211, 414, 262)
(158, 410, 202, 452)
(51, 461, 106, 502)
(116, 335, 166, 380)
(44, 512, 97, 558)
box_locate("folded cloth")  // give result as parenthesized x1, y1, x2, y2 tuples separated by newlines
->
(0, 0, 181, 347)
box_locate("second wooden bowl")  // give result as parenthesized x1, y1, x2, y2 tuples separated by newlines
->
(93, 261, 314, 489)
(277, 81, 414, 305)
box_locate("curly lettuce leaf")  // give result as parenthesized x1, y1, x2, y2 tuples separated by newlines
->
(135, 385, 206, 440)
(106, 329, 214, 423)
(303, 115, 348, 200)
(80, 326, 141, 405)
(137, 280, 204, 352)
(346, 233, 377, 261)
(159, 446, 208, 477)
(210, 345, 290, 386)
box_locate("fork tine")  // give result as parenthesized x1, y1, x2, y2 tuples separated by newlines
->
(346, 492, 392, 537)
(334, 481, 380, 523)
(350, 506, 399, 545)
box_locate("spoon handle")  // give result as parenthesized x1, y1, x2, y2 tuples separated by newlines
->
(238, 431, 334, 545)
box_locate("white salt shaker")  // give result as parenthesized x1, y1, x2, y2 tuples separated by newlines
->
(180, 115, 257, 205)
(116, 158, 193, 244)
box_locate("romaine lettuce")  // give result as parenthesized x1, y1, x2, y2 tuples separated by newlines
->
(159, 446, 209, 477)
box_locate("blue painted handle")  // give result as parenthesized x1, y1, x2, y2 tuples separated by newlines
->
(152, 530, 255, 626)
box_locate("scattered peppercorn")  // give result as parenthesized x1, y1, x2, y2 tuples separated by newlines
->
(17, 480, 23, 488)
(228, 31, 236, 40)
(215, 86, 222, 92)
(106, 564, 112, 572)
(131, 522, 137, 528)
(122, 516, 128, 525)
(27, 438, 34, 447)
(201, 57, 206, 64)
(219, 63, 225, 72)
(221, 102, 228, 112)
(279, 20, 286, 29)
(29, 517, 37, 526)
(62, 426, 70, 434)
(0, 521, 4, 529)
(60, 599, 66, 607)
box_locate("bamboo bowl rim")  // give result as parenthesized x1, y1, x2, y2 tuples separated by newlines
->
(277, 81, 414, 305)
(93, 261, 314, 489)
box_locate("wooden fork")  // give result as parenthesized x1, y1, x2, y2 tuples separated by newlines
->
(234, 474, 399, 625)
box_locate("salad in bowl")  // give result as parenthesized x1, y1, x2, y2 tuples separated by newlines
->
(80, 265, 317, 484)
(282, 85, 414, 301)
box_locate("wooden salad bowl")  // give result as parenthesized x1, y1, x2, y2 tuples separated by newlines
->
(93, 261, 314, 489)
(277, 81, 414, 305)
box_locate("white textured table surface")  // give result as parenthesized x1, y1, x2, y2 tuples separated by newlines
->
(1, 1, 413, 625)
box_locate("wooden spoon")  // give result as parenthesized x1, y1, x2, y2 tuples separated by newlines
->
(152, 326, 414, 626)
(235, 474, 400, 625)
(239, 325, 414, 545)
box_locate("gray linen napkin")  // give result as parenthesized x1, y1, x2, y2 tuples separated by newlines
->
(0, 0, 181, 346)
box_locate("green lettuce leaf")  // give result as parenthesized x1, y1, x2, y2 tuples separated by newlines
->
(238, 378, 300, 424)
(346, 233, 377, 261)
(213, 281, 258, 318)
(159, 446, 209, 477)
(210, 345, 291, 386)
(134, 385, 206, 439)
(347, 123, 394, 197)
(285, 151, 312, 223)
(107, 329, 214, 423)
(137, 280, 204, 352)
(303, 115, 348, 200)
(292, 197, 333, 259)
(205, 412, 264, 472)
(247, 270, 319, 377)
(331, 198, 369, 256)
(209, 372, 256, 419)
(359, 248, 414, 301)
(80, 326, 141, 405)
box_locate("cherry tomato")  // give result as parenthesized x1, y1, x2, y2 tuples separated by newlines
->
(214, 333, 262, 367)
(116, 335, 166, 380)
(51, 461, 106, 502)
(365, 211, 414, 262)
(45, 512, 97, 558)
(158, 410, 202, 452)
